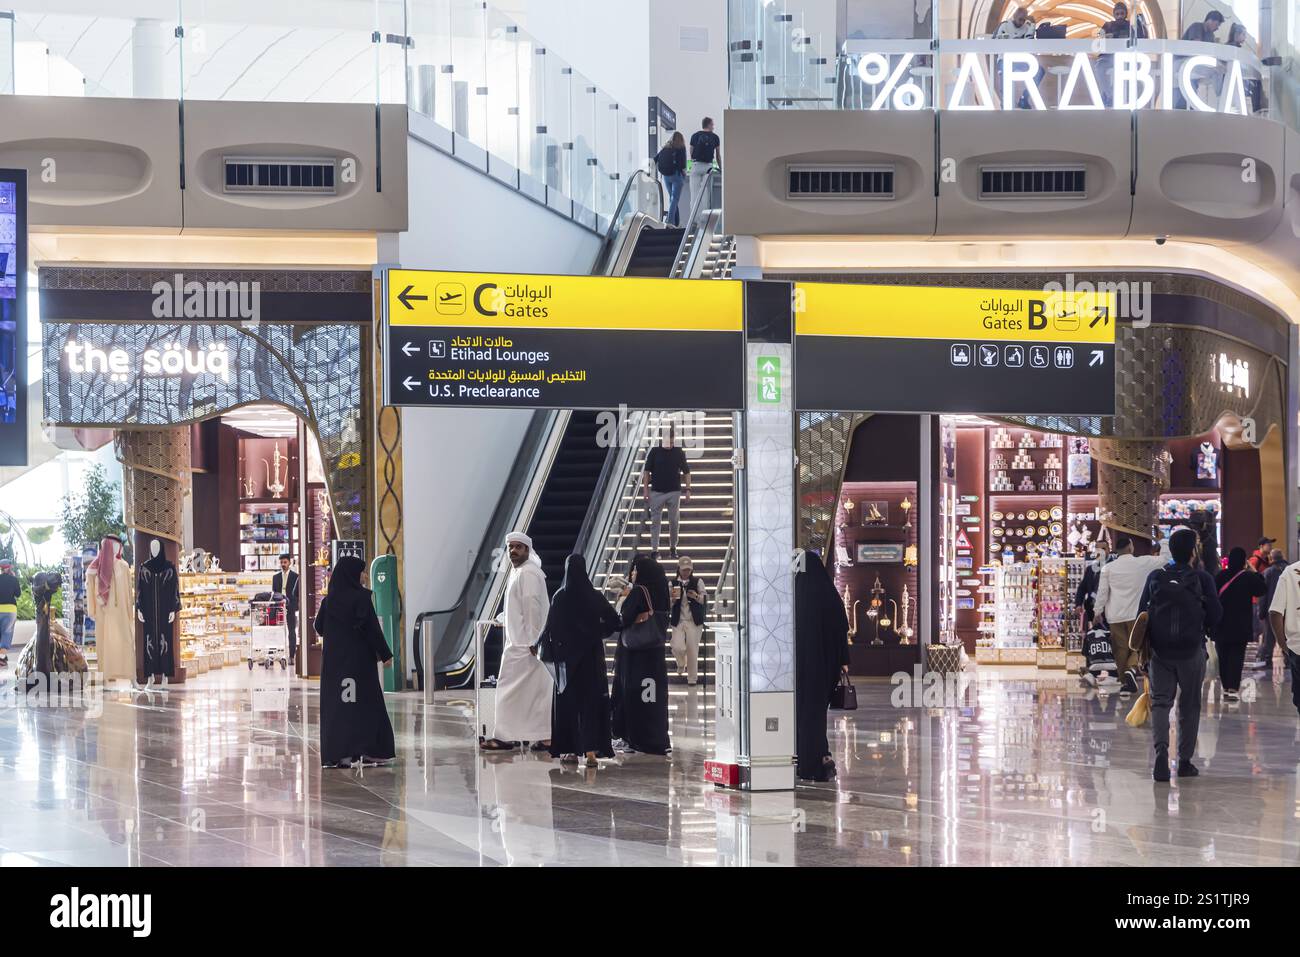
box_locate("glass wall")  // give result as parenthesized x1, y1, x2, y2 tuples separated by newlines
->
(0, 0, 642, 233)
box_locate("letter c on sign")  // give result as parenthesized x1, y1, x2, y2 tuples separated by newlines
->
(474, 283, 499, 317)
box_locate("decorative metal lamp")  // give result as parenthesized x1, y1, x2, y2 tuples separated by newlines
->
(900, 496, 913, 529)
(868, 575, 886, 646)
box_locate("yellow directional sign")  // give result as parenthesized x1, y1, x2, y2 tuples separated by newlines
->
(387, 269, 742, 332)
(795, 281, 1117, 344)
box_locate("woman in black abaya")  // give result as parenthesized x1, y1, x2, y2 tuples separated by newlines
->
(612, 555, 672, 755)
(795, 550, 850, 781)
(314, 556, 396, 768)
(541, 555, 621, 767)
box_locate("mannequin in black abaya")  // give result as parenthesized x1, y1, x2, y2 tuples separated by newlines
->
(612, 555, 672, 755)
(540, 555, 621, 766)
(314, 556, 396, 768)
(795, 550, 850, 782)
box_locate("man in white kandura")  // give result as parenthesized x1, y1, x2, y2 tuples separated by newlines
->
(481, 531, 553, 752)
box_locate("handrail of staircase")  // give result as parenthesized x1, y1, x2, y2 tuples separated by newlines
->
(715, 531, 737, 613)
(594, 411, 661, 584)
(576, 409, 649, 568)
(672, 168, 719, 276)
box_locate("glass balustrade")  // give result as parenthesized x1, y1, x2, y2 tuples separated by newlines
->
(0, 0, 643, 235)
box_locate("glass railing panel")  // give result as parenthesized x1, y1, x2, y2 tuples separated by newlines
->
(516, 25, 547, 203)
(10, 1, 182, 98)
(375, 0, 409, 106)
(571, 69, 599, 230)
(407, 0, 455, 146)
(0, 13, 14, 96)
(594, 88, 620, 233)
(484, 5, 520, 187)
(449, 0, 489, 168)
(181, 0, 375, 103)
(542, 48, 573, 215)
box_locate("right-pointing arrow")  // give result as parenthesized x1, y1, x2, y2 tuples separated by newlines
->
(1089, 350, 1104, 367)
(402, 376, 420, 391)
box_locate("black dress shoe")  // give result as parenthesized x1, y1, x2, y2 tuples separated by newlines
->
(1177, 760, 1200, 778)
(1153, 755, 1171, 782)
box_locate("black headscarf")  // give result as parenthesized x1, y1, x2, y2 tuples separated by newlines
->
(1225, 546, 1247, 574)
(323, 556, 370, 628)
(631, 554, 671, 614)
(543, 554, 618, 664)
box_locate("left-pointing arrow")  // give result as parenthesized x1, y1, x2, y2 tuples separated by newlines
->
(397, 285, 428, 310)
(401, 342, 419, 357)
(402, 376, 420, 391)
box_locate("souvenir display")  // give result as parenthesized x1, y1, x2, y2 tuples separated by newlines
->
(1195, 441, 1218, 481)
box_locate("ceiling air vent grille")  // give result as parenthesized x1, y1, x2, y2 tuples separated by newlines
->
(979, 165, 1086, 199)
(223, 157, 337, 194)
(786, 164, 894, 200)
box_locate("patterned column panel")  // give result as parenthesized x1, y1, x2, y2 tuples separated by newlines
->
(746, 343, 794, 693)
(1092, 438, 1169, 541)
(116, 428, 191, 543)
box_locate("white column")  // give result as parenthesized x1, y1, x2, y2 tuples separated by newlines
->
(131, 19, 165, 99)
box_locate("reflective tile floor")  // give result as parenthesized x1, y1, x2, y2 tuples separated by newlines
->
(0, 661, 1297, 866)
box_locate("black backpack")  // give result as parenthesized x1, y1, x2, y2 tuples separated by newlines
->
(655, 146, 675, 176)
(1147, 566, 1206, 658)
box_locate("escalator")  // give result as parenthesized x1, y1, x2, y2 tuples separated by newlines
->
(525, 410, 605, 593)
(624, 226, 686, 277)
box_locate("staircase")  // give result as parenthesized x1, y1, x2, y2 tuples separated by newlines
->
(525, 411, 607, 594)
(594, 412, 739, 684)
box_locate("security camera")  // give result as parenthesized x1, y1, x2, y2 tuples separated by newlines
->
(1155, 236, 1168, 246)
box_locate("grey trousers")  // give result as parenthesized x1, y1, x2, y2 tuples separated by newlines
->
(646, 490, 682, 555)
(1149, 650, 1206, 762)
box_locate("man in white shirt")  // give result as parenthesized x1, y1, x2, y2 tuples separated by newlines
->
(1267, 560, 1300, 719)
(994, 6, 1036, 39)
(1095, 534, 1166, 695)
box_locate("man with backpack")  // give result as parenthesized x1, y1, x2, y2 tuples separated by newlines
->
(1136, 528, 1221, 782)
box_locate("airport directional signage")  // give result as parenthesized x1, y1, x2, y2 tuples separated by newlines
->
(794, 282, 1117, 415)
(381, 269, 745, 410)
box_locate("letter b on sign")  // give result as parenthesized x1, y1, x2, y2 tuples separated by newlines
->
(1028, 300, 1047, 330)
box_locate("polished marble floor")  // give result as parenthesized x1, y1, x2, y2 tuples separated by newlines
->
(0, 660, 1297, 866)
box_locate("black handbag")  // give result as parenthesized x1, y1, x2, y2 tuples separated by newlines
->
(830, 672, 858, 710)
(620, 586, 666, 650)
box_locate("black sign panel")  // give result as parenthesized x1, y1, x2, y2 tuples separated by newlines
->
(797, 336, 1117, 415)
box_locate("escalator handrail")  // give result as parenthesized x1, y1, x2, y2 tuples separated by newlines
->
(593, 169, 666, 275)
(579, 409, 651, 575)
(591, 411, 661, 586)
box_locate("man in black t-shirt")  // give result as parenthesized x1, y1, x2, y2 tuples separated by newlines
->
(641, 423, 692, 558)
(687, 117, 721, 216)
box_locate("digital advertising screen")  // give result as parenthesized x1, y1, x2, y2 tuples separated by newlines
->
(0, 169, 26, 466)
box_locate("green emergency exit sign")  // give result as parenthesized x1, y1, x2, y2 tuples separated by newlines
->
(757, 356, 781, 404)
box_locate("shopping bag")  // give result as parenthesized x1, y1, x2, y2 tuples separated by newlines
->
(1125, 677, 1151, 727)
(1207, 640, 1220, 678)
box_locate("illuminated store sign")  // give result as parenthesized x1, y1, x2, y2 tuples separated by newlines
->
(1213, 352, 1250, 399)
(0, 170, 26, 466)
(854, 50, 1253, 114)
(62, 340, 231, 382)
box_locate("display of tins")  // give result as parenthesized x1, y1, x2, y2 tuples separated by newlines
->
(992, 528, 1003, 538)
(991, 511, 1004, 521)
(1038, 525, 1049, 537)
(1050, 522, 1063, 536)
(1052, 539, 1064, 551)
(1017, 513, 1025, 521)
(1027, 509, 1039, 521)
(1050, 506, 1063, 520)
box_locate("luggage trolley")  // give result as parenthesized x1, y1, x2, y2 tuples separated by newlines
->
(248, 594, 289, 670)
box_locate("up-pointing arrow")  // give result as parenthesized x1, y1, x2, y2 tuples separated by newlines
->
(402, 376, 420, 391)
(1089, 350, 1105, 367)
(401, 342, 419, 357)
(761, 360, 776, 373)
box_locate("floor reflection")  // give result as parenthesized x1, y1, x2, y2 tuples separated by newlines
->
(0, 663, 1296, 866)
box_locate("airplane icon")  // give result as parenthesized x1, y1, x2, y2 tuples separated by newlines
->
(435, 282, 467, 315)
